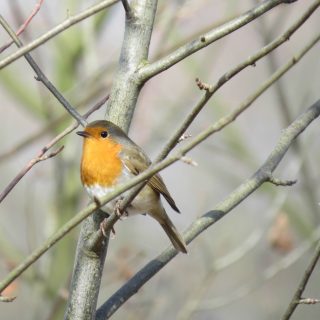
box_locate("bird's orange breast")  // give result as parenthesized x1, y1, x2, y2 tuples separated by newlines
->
(80, 138, 123, 188)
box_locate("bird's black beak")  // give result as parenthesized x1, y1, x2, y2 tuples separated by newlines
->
(76, 131, 91, 138)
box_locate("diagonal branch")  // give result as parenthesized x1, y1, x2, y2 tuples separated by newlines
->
(297, 298, 320, 305)
(0, 0, 44, 54)
(0, 0, 119, 70)
(281, 242, 320, 320)
(95, 99, 320, 319)
(0, 147, 64, 205)
(0, 295, 16, 302)
(0, 15, 87, 126)
(138, 0, 301, 81)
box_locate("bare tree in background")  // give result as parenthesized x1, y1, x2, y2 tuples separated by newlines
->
(0, 1, 319, 319)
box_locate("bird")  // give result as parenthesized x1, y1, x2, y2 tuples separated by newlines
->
(77, 120, 187, 253)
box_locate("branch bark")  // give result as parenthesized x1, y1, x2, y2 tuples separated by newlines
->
(64, 1, 158, 319)
(96, 99, 320, 319)
(0, 0, 44, 54)
(281, 242, 320, 320)
(137, 0, 299, 81)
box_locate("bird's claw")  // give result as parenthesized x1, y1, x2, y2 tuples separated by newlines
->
(115, 198, 128, 219)
(93, 196, 101, 206)
(100, 218, 116, 237)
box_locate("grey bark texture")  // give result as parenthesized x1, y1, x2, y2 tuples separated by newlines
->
(64, 1, 158, 319)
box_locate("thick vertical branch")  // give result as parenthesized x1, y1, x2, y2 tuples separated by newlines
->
(64, 213, 109, 320)
(64, 1, 158, 319)
(105, 0, 158, 130)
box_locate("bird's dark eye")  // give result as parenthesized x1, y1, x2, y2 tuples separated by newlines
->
(100, 131, 108, 138)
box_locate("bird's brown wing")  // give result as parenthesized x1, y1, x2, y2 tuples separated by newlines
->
(121, 145, 180, 213)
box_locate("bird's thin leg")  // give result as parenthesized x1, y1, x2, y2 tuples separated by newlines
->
(114, 197, 128, 218)
(99, 218, 116, 237)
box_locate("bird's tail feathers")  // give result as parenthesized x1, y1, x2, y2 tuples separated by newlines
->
(160, 219, 187, 254)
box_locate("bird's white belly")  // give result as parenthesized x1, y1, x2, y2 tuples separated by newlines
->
(84, 168, 152, 216)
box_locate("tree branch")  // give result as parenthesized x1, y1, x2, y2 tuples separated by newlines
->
(95, 99, 320, 319)
(138, 0, 301, 81)
(0, 147, 64, 205)
(281, 242, 320, 320)
(105, 0, 158, 130)
(297, 298, 320, 305)
(0, 295, 16, 302)
(0, 15, 87, 126)
(0, 0, 44, 53)
(65, 0, 159, 319)
(0, 0, 119, 70)
(268, 176, 297, 186)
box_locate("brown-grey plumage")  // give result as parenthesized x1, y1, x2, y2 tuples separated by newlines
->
(79, 120, 187, 253)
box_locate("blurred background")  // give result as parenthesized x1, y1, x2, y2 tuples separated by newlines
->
(0, 0, 319, 319)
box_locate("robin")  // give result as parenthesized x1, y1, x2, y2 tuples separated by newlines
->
(77, 120, 187, 253)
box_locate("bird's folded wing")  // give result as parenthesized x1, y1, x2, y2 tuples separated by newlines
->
(121, 146, 180, 213)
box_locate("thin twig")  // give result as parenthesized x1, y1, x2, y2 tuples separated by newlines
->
(268, 176, 297, 186)
(0, 147, 64, 205)
(0, 95, 108, 204)
(138, 0, 301, 80)
(0, 295, 16, 302)
(281, 242, 320, 320)
(0, 0, 44, 53)
(180, 156, 198, 166)
(0, 15, 87, 126)
(298, 298, 320, 305)
(15, 0, 44, 36)
(195, 77, 211, 91)
(178, 133, 192, 142)
(0, 0, 119, 70)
